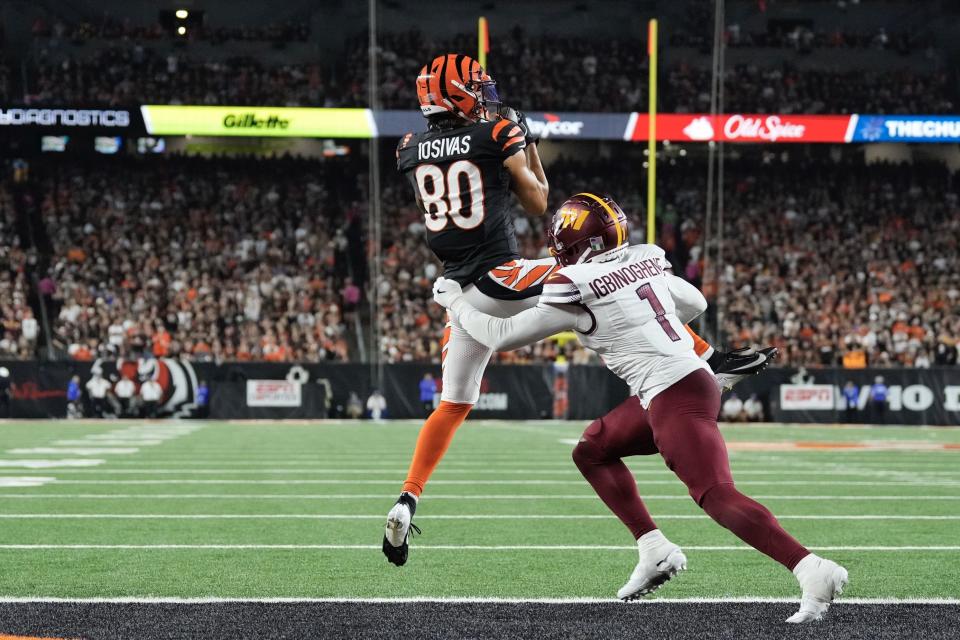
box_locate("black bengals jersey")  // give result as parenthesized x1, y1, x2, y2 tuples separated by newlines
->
(397, 118, 527, 285)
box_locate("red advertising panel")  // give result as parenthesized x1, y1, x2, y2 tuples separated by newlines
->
(628, 114, 854, 143)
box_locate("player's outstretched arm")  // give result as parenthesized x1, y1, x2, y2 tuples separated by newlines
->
(432, 277, 579, 351)
(503, 148, 548, 216)
(665, 274, 708, 324)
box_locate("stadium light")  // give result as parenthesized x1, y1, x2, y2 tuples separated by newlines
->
(176, 9, 189, 19)
(177, 25, 187, 35)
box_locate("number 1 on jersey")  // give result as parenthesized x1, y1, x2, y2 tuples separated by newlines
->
(636, 283, 682, 342)
(414, 160, 486, 232)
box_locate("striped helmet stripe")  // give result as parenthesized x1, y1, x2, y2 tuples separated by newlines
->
(575, 192, 624, 245)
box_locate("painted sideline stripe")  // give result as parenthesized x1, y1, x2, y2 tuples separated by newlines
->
(8, 469, 960, 481)
(0, 460, 105, 469)
(0, 513, 957, 521)
(53, 440, 165, 446)
(7, 448, 140, 455)
(42, 479, 960, 487)
(0, 493, 957, 501)
(0, 544, 956, 551)
(19, 468, 959, 476)
(0, 596, 957, 605)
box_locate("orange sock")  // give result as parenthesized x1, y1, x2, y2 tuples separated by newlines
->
(685, 324, 715, 360)
(402, 400, 473, 496)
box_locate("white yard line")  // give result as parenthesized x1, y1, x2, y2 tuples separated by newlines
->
(0, 513, 956, 520)
(0, 596, 957, 605)
(6, 468, 958, 477)
(0, 459, 105, 469)
(0, 493, 957, 500)
(753, 454, 960, 485)
(7, 448, 140, 455)
(53, 440, 165, 446)
(41, 479, 960, 487)
(0, 478, 56, 488)
(0, 544, 956, 551)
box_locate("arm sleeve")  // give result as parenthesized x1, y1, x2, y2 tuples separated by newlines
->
(448, 297, 582, 351)
(665, 274, 708, 324)
(539, 272, 582, 304)
(490, 118, 526, 158)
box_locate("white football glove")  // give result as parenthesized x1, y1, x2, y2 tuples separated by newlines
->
(432, 277, 463, 309)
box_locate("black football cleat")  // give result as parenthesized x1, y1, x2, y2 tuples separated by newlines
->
(382, 492, 420, 566)
(711, 346, 778, 390)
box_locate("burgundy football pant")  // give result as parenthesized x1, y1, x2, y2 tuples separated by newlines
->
(572, 369, 809, 571)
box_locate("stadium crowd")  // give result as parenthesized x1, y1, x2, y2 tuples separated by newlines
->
(346, 28, 954, 114)
(5, 152, 958, 370)
(378, 154, 960, 369)
(24, 47, 330, 107)
(674, 1, 932, 53)
(8, 23, 951, 113)
(25, 155, 365, 363)
(0, 182, 41, 360)
(31, 15, 310, 43)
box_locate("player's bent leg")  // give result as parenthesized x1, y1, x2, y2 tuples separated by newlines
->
(384, 302, 498, 566)
(648, 369, 847, 619)
(383, 400, 474, 566)
(649, 369, 809, 568)
(400, 313, 492, 495)
(572, 396, 661, 538)
(401, 401, 474, 496)
(700, 484, 810, 569)
(571, 396, 686, 600)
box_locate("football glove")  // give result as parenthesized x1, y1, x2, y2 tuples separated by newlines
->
(432, 277, 463, 309)
(500, 106, 538, 146)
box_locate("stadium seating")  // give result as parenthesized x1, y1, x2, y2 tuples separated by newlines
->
(379, 154, 960, 368)
(11, 18, 953, 113)
(22, 155, 365, 362)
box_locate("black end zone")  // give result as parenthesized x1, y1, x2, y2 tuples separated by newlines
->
(0, 602, 957, 640)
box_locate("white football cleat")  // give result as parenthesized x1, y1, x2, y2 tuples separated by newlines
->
(617, 530, 687, 601)
(785, 554, 849, 623)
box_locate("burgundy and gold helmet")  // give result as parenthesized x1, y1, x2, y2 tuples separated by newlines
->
(548, 193, 630, 267)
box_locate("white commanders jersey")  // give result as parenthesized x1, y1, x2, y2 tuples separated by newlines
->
(448, 244, 711, 407)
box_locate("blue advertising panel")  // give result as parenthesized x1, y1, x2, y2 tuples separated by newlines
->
(852, 115, 960, 143)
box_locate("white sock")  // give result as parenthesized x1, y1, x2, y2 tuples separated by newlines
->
(792, 553, 819, 580)
(637, 529, 667, 552)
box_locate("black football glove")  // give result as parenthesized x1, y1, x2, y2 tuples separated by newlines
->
(499, 106, 539, 146)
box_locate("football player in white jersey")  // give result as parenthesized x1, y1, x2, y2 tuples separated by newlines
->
(431, 193, 848, 623)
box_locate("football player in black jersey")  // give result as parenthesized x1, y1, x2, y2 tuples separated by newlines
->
(384, 53, 561, 566)
(383, 54, 778, 567)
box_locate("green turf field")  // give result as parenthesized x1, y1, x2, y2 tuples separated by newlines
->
(0, 419, 958, 601)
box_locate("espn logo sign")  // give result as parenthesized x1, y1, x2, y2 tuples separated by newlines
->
(246, 380, 302, 408)
(780, 385, 835, 411)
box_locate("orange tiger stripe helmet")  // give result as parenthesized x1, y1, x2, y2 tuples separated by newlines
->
(416, 54, 500, 122)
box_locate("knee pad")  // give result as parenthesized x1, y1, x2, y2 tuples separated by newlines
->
(572, 420, 607, 467)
